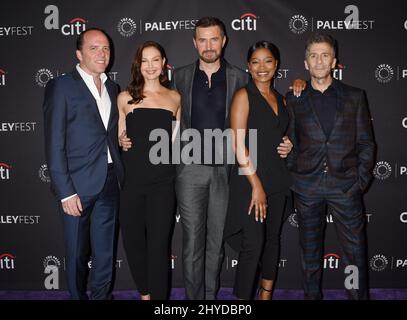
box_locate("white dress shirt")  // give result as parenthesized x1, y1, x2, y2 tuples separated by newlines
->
(61, 65, 113, 203)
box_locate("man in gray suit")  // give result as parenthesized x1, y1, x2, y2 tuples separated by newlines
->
(171, 17, 248, 300)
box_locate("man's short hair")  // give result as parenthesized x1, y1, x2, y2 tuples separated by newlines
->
(305, 33, 337, 58)
(76, 27, 110, 50)
(194, 17, 226, 38)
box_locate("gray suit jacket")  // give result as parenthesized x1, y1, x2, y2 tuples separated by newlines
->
(171, 60, 249, 172)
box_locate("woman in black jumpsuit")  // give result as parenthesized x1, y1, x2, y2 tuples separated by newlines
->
(118, 41, 180, 300)
(224, 41, 292, 300)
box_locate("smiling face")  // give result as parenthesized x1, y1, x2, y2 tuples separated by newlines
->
(76, 30, 110, 77)
(248, 48, 278, 83)
(193, 25, 226, 64)
(140, 46, 165, 81)
(304, 42, 336, 81)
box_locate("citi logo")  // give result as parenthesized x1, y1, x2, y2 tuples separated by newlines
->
(61, 18, 87, 36)
(0, 253, 15, 269)
(0, 162, 11, 180)
(333, 63, 345, 80)
(0, 68, 6, 86)
(171, 254, 177, 269)
(44, 5, 87, 36)
(167, 64, 174, 81)
(324, 253, 340, 269)
(231, 13, 257, 31)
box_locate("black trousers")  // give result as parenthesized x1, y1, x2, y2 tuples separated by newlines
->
(120, 180, 175, 299)
(234, 192, 288, 299)
(294, 182, 368, 300)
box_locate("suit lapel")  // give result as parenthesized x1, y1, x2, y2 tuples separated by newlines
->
(72, 68, 106, 131)
(303, 85, 326, 138)
(184, 63, 196, 128)
(225, 62, 237, 122)
(327, 79, 344, 140)
(105, 79, 117, 132)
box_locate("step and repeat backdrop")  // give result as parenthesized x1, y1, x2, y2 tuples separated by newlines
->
(1, 0, 407, 292)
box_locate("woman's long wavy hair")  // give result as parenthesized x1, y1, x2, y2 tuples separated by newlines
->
(127, 41, 170, 104)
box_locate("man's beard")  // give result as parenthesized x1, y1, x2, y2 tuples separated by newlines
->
(199, 50, 221, 63)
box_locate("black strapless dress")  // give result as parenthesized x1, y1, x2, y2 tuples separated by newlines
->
(119, 107, 176, 300)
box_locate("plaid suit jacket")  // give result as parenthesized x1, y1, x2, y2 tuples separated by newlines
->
(286, 79, 376, 196)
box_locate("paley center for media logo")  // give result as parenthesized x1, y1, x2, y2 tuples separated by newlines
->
(117, 17, 137, 37)
(231, 13, 258, 31)
(44, 5, 87, 36)
(0, 162, 11, 180)
(370, 254, 388, 272)
(35, 68, 54, 87)
(375, 64, 407, 84)
(373, 161, 392, 180)
(39, 164, 51, 183)
(369, 254, 407, 271)
(43, 255, 62, 289)
(373, 161, 407, 180)
(289, 5, 374, 34)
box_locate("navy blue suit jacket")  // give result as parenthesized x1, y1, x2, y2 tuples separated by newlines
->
(43, 68, 124, 200)
(286, 79, 376, 196)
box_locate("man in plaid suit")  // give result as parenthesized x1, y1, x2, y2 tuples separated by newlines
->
(286, 33, 375, 300)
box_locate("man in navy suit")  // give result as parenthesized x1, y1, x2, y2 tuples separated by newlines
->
(43, 28, 124, 300)
(286, 33, 375, 300)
